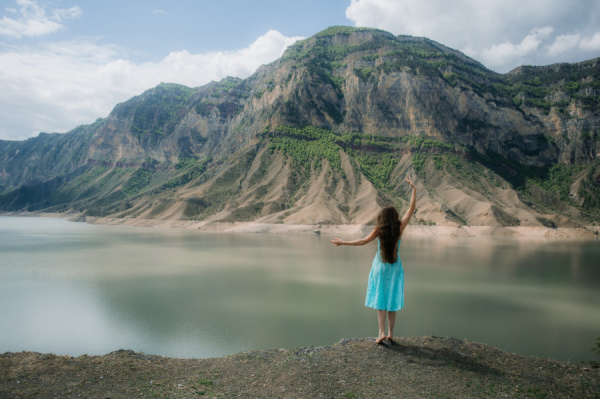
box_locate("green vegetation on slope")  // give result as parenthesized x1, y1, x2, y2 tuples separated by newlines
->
(121, 168, 154, 197)
(501, 61, 600, 113)
(471, 150, 600, 219)
(350, 151, 397, 190)
(161, 157, 211, 191)
(579, 165, 600, 211)
(263, 126, 462, 194)
(113, 83, 195, 138)
(314, 26, 384, 37)
(266, 126, 342, 173)
(283, 30, 395, 64)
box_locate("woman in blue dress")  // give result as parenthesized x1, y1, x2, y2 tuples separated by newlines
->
(330, 177, 417, 344)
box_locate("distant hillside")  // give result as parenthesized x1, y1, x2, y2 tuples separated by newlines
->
(1, 26, 599, 227)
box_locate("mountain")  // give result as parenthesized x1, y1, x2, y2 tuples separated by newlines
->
(1, 26, 599, 227)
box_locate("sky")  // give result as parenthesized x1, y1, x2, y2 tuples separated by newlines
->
(0, 0, 599, 141)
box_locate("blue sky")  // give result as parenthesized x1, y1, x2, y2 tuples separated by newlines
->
(33, 1, 352, 60)
(1, 0, 599, 140)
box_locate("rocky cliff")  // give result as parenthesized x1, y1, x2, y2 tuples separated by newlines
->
(1, 26, 599, 227)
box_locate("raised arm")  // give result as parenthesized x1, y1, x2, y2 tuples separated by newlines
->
(401, 176, 417, 229)
(330, 228, 379, 247)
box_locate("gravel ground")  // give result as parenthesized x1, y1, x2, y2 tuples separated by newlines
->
(1, 336, 598, 398)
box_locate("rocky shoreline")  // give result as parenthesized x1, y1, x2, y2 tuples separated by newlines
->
(2, 336, 598, 398)
(2, 211, 600, 240)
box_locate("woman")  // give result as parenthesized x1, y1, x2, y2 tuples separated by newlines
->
(330, 176, 417, 344)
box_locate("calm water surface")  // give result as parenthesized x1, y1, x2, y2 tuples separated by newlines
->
(1, 217, 599, 362)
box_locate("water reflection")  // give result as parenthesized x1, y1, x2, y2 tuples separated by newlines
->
(0, 216, 599, 362)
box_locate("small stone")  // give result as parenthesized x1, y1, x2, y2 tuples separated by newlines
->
(314, 230, 320, 234)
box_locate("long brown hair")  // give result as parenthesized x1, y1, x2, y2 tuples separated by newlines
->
(376, 206, 402, 264)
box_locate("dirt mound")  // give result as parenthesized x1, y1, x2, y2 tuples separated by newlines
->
(2, 336, 598, 398)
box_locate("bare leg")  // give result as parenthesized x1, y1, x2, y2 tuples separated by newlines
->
(375, 310, 387, 344)
(387, 311, 397, 342)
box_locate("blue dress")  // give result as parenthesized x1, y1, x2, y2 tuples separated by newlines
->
(365, 238, 404, 311)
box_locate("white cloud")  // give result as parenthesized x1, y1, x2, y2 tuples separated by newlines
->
(0, 30, 304, 140)
(152, 9, 166, 15)
(579, 32, 600, 51)
(461, 46, 477, 58)
(5, 8, 17, 13)
(53, 6, 82, 22)
(479, 26, 553, 68)
(546, 31, 600, 55)
(0, 0, 81, 39)
(547, 33, 581, 56)
(346, 0, 566, 46)
(345, 0, 600, 72)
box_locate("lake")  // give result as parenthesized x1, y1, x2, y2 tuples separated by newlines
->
(1, 216, 599, 363)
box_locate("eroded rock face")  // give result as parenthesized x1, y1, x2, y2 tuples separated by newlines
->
(0, 27, 598, 226)
(533, 106, 600, 164)
(219, 30, 596, 168)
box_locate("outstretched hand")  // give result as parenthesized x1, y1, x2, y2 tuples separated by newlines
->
(330, 238, 344, 247)
(405, 176, 416, 190)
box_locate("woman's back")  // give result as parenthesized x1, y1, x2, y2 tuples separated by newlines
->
(376, 238, 401, 265)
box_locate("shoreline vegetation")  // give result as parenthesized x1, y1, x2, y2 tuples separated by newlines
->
(1, 211, 599, 240)
(2, 336, 598, 398)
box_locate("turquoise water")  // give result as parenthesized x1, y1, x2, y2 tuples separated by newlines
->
(1, 216, 599, 362)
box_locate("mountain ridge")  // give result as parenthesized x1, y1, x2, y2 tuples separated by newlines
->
(1, 26, 599, 227)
